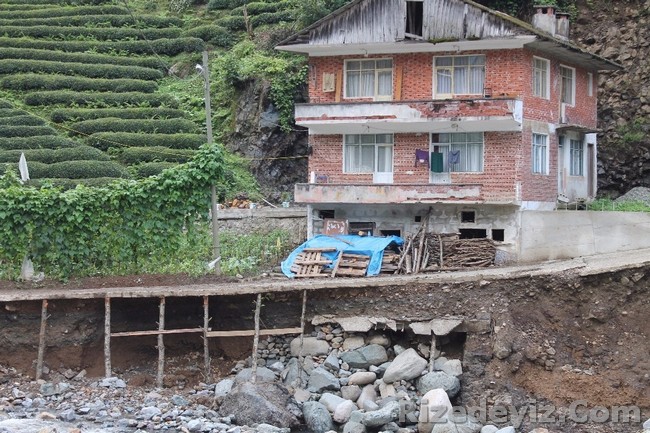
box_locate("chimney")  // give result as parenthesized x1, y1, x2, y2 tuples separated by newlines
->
(555, 12, 570, 40)
(532, 5, 570, 40)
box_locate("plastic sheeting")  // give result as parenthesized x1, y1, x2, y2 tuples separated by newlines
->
(281, 234, 404, 278)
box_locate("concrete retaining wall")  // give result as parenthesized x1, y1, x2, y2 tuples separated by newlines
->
(519, 210, 650, 262)
(216, 207, 307, 244)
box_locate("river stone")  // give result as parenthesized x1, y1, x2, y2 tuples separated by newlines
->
(187, 419, 203, 432)
(219, 382, 298, 428)
(340, 345, 388, 369)
(319, 393, 346, 412)
(348, 371, 376, 386)
(235, 367, 276, 384)
(341, 385, 362, 401)
(302, 401, 334, 433)
(214, 378, 234, 402)
(480, 426, 498, 433)
(333, 400, 358, 424)
(362, 400, 400, 427)
(343, 336, 365, 351)
(495, 428, 515, 433)
(433, 357, 448, 370)
(343, 420, 367, 433)
(440, 359, 463, 376)
(644, 419, 650, 429)
(140, 406, 162, 420)
(308, 368, 340, 393)
(418, 389, 452, 433)
(282, 358, 308, 387)
(383, 349, 427, 383)
(323, 352, 340, 372)
(366, 333, 390, 347)
(290, 337, 330, 357)
(356, 384, 377, 410)
(417, 372, 461, 397)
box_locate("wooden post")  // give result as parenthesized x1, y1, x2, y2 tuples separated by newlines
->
(250, 293, 262, 384)
(439, 234, 444, 268)
(298, 290, 307, 386)
(36, 299, 48, 380)
(428, 333, 437, 372)
(203, 296, 210, 380)
(104, 297, 111, 378)
(157, 296, 165, 388)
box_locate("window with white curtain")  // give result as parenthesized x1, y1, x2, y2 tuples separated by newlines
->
(344, 134, 394, 173)
(434, 55, 485, 98)
(431, 132, 484, 172)
(532, 133, 548, 174)
(344, 59, 393, 100)
(560, 65, 575, 105)
(533, 57, 550, 99)
(570, 139, 584, 176)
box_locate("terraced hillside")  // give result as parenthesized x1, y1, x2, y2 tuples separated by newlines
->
(0, 0, 209, 185)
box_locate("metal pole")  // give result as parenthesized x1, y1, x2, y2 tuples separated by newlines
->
(202, 50, 220, 273)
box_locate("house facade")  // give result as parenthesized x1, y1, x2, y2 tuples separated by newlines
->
(277, 0, 620, 259)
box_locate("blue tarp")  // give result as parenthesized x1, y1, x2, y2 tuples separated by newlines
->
(281, 234, 404, 278)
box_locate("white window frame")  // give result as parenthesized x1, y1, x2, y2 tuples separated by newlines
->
(343, 58, 393, 101)
(430, 132, 484, 173)
(433, 55, 486, 99)
(343, 134, 394, 174)
(532, 57, 550, 99)
(560, 65, 576, 106)
(587, 72, 594, 97)
(532, 133, 549, 175)
(569, 139, 584, 176)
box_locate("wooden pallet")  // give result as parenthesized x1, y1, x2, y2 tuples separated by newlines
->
(332, 252, 370, 277)
(380, 252, 400, 273)
(290, 248, 335, 277)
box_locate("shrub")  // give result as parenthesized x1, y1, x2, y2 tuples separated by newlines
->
(133, 161, 176, 178)
(0, 5, 126, 19)
(0, 60, 163, 81)
(0, 115, 45, 126)
(86, 132, 206, 151)
(0, 37, 204, 56)
(183, 25, 235, 48)
(70, 118, 200, 135)
(0, 47, 166, 70)
(250, 10, 294, 26)
(1, 74, 158, 93)
(0, 125, 57, 137)
(24, 91, 179, 108)
(50, 107, 186, 123)
(0, 109, 23, 118)
(0, 136, 79, 150)
(28, 160, 130, 179)
(215, 15, 246, 31)
(0, 15, 183, 29)
(0, 145, 109, 164)
(207, 0, 248, 11)
(0, 100, 12, 109)
(25, 177, 118, 189)
(230, 1, 288, 15)
(115, 146, 195, 164)
(0, 26, 182, 41)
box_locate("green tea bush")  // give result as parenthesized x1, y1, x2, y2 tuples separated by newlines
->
(86, 132, 205, 151)
(0, 125, 57, 137)
(70, 118, 200, 135)
(0, 47, 165, 70)
(0, 100, 12, 109)
(0, 135, 78, 150)
(0, 37, 204, 55)
(50, 107, 185, 123)
(0, 25, 181, 41)
(0, 109, 23, 117)
(25, 177, 118, 189)
(115, 146, 195, 164)
(24, 91, 178, 108)
(215, 15, 246, 31)
(183, 25, 235, 48)
(0, 115, 45, 126)
(230, 1, 286, 15)
(0, 145, 109, 164)
(250, 10, 294, 26)
(1, 74, 158, 93)
(28, 160, 130, 179)
(0, 15, 182, 29)
(0, 59, 163, 80)
(133, 161, 176, 178)
(0, 5, 126, 19)
(207, 0, 248, 11)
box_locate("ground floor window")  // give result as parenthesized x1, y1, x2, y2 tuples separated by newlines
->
(569, 139, 584, 176)
(532, 133, 548, 174)
(344, 134, 393, 173)
(430, 132, 483, 172)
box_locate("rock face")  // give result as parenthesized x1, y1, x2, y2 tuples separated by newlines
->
(302, 401, 334, 433)
(383, 348, 427, 383)
(219, 382, 298, 428)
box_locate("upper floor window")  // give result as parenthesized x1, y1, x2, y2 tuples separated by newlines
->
(431, 132, 484, 172)
(533, 57, 550, 99)
(532, 133, 548, 174)
(405, 0, 423, 38)
(570, 139, 584, 176)
(434, 55, 485, 98)
(345, 59, 393, 100)
(587, 72, 594, 97)
(560, 65, 575, 106)
(344, 134, 393, 173)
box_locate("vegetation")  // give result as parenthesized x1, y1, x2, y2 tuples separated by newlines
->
(0, 59, 163, 81)
(2, 75, 158, 93)
(0, 47, 166, 70)
(0, 37, 205, 55)
(50, 107, 186, 123)
(24, 91, 178, 108)
(588, 198, 650, 212)
(70, 118, 200, 136)
(220, 229, 296, 276)
(0, 146, 110, 164)
(86, 132, 206, 151)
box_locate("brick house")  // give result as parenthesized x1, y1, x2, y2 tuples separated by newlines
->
(277, 0, 620, 259)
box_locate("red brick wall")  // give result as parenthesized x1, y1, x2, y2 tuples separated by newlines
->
(518, 124, 559, 202)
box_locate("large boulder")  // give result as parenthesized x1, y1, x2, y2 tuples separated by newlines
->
(282, 357, 308, 387)
(416, 371, 461, 398)
(495, 428, 515, 433)
(219, 382, 298, 428)
(319, 393, 346, 412)
(362, 400, 401, 427)
(480, 426, 498, 433)
(440, 359, 463, 377)
(333, 400, 358, 423)
(308, 368, 341, 393)
(356, 384, 377, 410)
(383, 349, 427, 383)
(302, 401, 334, 433)
(290, 337, 330, 357)
(340, 345, 388, 369)
(214, 378, 234, 404)
(418, 389, 452, 433)
(235, 367, 276, 384)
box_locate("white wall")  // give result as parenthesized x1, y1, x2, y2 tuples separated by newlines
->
(519, 210, 650, 262)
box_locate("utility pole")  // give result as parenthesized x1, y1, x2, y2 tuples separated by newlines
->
(201, 50, 220, 274)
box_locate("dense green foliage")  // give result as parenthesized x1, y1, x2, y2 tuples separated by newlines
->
(27, 160, 130, 179)
(70, 118, 199, 136)
(220, 229, 295, 276)
(0, 125, 57, 137)
(0, 136, 78, 150)
(86, 132, 205, 151)
(50, 107, 186, 123)
(588, 198, 650, 212)
(0, 25, 182, 41)
(0, 14, 182, 29)
(0, 115, 45, 126)
(0, 146, 109, 164)
(2, 75, 158, 93)
(132, 161, 176, 178)
(24, 91, 178, 108)
(114, 146, 196, 164)
(0, 5, 127, 19)
(0, 47, 166, 70)
(0, 59, 163, 81)
(0, 37, 204, 55)
(0, 109, 25, 118)
(183, 25, 235, 48)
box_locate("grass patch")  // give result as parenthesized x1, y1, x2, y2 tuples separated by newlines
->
(588, 198, 650, 212)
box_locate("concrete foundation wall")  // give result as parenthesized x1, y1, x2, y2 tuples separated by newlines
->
(519, 210, 650, 261)
(217, 208, 308, 245)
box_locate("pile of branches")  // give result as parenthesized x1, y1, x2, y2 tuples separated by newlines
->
(396, 211, 496, 274)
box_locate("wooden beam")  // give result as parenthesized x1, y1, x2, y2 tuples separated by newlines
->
(206, 327, 302, 338)
(250, 293, 262, 383)
(428, 333, 436, 372)
(110, 328, 203, 337)
(35, 299, 48, 381)
(395, 65, 403, 101)
(104, 297, 111, 378)
(156, 296, 165, 389)
(335, 71, 342, 102)
(298, 290, 307, 386)
(203, 296, 210, 380)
